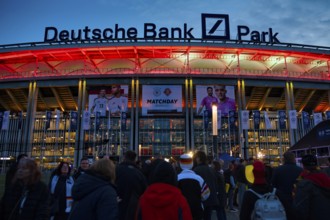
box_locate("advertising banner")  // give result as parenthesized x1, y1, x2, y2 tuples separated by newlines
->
(263, 111, 272, 129)
(83, 110, 91, 130)
(217, 110, 221, 130)
(0, 112, 3, 129)
(203, 109, 209, 130)
(326, 111, 330, 120)
(229, 110, 236, 130)
(278, 110, 286, 129)
(253, 110, 260, 130)
(88, 85, 128, 117)
(288, 110, 297, 129)
(18, 111, 23, 130)
(313, 112, 323, 126)
(1, 111, 10, 130)
(196, 85, 236, 116)
(55, 109, 61, 130)
(241, 110, 250, 130)
(302, 111, 310, 130)
(121, 112, 127, 130)
(142, 85, 182, 116)
(95, 111, 101, 131)
(70, 111, 78, 130)
(45, 111, 51, 130)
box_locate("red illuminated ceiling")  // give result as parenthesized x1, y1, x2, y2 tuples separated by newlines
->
(0, 40, 329, 113)
(0, 41, 329, 82)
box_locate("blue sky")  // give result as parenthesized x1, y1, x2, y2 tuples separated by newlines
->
(1, 0, 329, 47)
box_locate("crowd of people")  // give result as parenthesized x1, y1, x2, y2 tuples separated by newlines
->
(0, 150, 330, 220)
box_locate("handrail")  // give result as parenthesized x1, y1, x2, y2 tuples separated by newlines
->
(0, 67, 328, 82)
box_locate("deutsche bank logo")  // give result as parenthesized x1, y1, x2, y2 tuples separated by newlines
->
(201, 14, 230, 40)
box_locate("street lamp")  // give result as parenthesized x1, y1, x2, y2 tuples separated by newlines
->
(212, 103, 218, 159)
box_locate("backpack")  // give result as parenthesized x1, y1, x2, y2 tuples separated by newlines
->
(248, 188, 286, 220)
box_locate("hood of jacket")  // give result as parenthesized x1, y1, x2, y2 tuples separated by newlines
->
(301, 170, 330, 189)
(140, 183, 182, 208)
(71, 171, 110, 200)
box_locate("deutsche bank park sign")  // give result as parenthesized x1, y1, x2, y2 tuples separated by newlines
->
(44, 13, 280, 44)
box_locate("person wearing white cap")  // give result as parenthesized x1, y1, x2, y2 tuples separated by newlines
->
(178, 153, 210, 220)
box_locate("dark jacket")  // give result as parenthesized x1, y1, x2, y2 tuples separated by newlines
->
(178, 169, 207, 220)
(69, 171, 118, 220)
(239, 184, 293, 220)
(72, 167, 87, 180)
(4, 163, 18, 191)
(116, 161, 147, 220)
(193, 163, 219, 207)
(214, 171, 227, 208)
(0, 180, 50, 220)
(224, 168, 236, 189)
(234, 164, 248, 184)
(271, 162, 303, 204)
(293, 171, 330, 220)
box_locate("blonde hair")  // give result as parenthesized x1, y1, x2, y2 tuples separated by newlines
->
(89, 158, 116, 184)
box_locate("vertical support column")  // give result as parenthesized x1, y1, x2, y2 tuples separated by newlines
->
(185, 78, 190, 150)
(328, 90, 330, 111)
(134, 79, 140, 155)
(23, 81, 38, 157)
(189, 78, 194, 151)
(76, 79, 86, 167)
(285, 81, 296, 148)
(130, 78, 135, 151)
(238, 79, 248, 159)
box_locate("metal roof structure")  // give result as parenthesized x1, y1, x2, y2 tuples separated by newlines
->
(0, 39, 330, 113)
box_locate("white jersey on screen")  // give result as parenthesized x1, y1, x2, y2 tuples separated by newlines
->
(92, 97, 109, 117)
(109, 96, 128, 115)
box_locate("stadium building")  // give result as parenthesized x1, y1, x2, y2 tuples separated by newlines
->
(0, 14, 330, 168)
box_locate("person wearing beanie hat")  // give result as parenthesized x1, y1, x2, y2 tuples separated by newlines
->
(179, 154, 194, 170)
(240, 160, 292, 220)
(252, 160, 267, 185)
(178, 154, 210, 220)
(136, 160, 192, 220)
(293, 154, 330, 220)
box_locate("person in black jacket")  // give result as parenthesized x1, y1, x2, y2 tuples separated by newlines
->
(49, 161, 74, 220)
(240, 160, 292, 220)
(293, 154, 330, 220)
(72, 157, 89, 180)
(271, 151, 302, 205)
(69, 158, 118, 220)
(0, 158, 50, 220)
(193, 151, 220, 220)
(116, 150, 147, 220)
(224, 161, 237, 212)
(212, 160, 227, 220)
(234, 158, 248, 211)
(178, 153, 211, 220)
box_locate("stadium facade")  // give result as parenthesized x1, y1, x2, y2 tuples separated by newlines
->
(0, 14, 330, 168)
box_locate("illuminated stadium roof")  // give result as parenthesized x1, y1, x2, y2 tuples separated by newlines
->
(0, 39, 329, 112)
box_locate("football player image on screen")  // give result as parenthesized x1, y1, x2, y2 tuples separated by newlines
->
(90, 88, 109, 117)
(108, 85, 128, 117)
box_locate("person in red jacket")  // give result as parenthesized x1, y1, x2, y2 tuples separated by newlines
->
(293, 154, 330, 220)
(136, 159, 192, 220)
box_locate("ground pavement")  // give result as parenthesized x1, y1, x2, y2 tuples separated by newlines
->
(212, 209, 239, 220)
